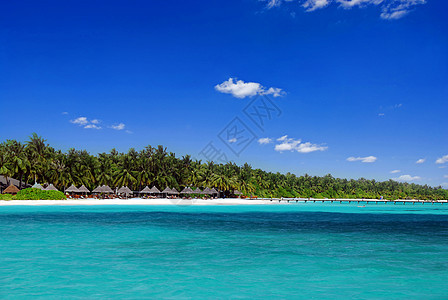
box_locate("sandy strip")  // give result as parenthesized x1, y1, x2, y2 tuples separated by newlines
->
(0, 198, 279, 206)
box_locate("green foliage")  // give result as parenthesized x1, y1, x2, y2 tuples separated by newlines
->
(0, 194, 14, 200)
(1, 134, 447, 200)
(14, 188, 66, 200)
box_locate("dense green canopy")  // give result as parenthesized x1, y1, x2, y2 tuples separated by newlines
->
(0, 133, 447, 200)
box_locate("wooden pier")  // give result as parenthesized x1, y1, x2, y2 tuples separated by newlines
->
(265, 198, 448, 204)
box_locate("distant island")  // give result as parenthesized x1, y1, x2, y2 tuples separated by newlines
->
(1, 133, 447, 200)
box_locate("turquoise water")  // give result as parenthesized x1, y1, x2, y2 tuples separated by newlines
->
(1, 202, 448, 299)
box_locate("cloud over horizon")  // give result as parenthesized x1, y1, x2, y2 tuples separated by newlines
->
(264, 0, 426, 20)
(436, 155, 448, 164)
(393, 174, 421, 182)
(70, 117, 102, 130)
(215, 78, 285, 99)
(267, 135, 328, 153)
(346, 156, 377, 163)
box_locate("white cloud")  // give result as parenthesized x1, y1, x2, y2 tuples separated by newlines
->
(263, 0, 426, 20)
(303, 0, 329, 11)
(111, 123, 126, 130)
(83, 124, 101, 130)
(390, 170, 401, 174)
(436, 155, 448, 164)
(62, 112, 68, 115)
(258, 138, 272, 145)
(273, 135, 327, 153)
(215, 78, 285, 99)
(393, 174, 421, 182)
(416, 158, 425, 164)
(378, 113, 385, 116)
(347, 156, 377, 163)
(70, 117, 89, 126)
(228, 138, 237, 143)
(443, 175, 448, 179)
(70, 117, 103, 129)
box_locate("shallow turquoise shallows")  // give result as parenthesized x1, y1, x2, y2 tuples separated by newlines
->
(1, 203, 448, 299)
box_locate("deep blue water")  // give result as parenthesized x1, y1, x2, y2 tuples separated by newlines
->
(1, 203, 448, 299)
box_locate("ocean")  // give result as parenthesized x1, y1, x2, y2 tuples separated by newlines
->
(1, 202, 447, 299)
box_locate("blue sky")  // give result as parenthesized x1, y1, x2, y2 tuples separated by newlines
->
(1, 0, 447, 187)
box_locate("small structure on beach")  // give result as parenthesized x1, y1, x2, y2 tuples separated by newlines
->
(101, 185, 114, 193)
(92, 185, 102, 193)
(162, 187, 172, 195)
(170, 188, 179, 195)
(180, 187, 194, 194)
(210, 188, 219, 197)
(140, 186, 151, 194)
(149, 186, 161, 194)
(32, 182, 44, 190)
(65, 184, 80, 193)
(2, 184, 20, 195)
(201, 187, 212, 195)
(78, 185, 90, 194)
(45, 184, 58, 191)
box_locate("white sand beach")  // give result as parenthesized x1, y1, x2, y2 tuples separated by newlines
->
(0, 198, 278, 206)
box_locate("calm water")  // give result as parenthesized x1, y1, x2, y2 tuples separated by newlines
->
(1, 203, 448, 299)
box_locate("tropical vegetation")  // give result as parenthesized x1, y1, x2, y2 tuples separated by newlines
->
(0, 134, 447, 200)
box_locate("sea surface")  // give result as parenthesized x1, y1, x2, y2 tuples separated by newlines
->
(1, 202, 448, 299)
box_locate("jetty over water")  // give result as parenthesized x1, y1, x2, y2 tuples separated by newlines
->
(263, 198, 448, 204)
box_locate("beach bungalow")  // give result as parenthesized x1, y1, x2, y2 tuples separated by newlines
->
(2, 184, 20, 195)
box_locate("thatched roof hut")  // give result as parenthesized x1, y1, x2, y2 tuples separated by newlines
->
(140, 186, 151, 193)
(170, 188, 179, 195)
(92, 185, 102, 193)
(234, 190, 242, 195)
(65, 184, 79, 193)
(193, 188, 202, 194)
(3, 184, 19, 195)
(180, 187, 194, 194)
(78, 185, 90, 193)
(32, 182, 44, 190)
(45, 184, 58, 191)
(118, 186, 132, 195)
(162, 187, 172, 194)
(149, 186, 161, 194)
(210, 188, 218, 195)
(101, 185, 114, 193)
(202, 187, 212, 195)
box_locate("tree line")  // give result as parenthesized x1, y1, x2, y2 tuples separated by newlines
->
(0, 133, 447, 200)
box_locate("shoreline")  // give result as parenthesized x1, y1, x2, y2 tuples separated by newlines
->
(0, 198, 446, 206)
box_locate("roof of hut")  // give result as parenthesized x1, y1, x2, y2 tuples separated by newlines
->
(210, 188, 218, 194)
(32, 182, 44, 190)
(180, 187, 193, 194)
(202, 187, 212, 194)
(170, 188, 179, 194)
(162, 187, 172, 193)
(140, 186, 151, 193)
(3, 184, 20, 194)
(92, 185, 102, 193)
(193, 188, 202, 194)
(101, 185, 114, 193)
(65, 184, 79, 193)
(45, 184, 58, 191)
(149, 186, 161, 193)
(78, 185, 90, 193)
(234, 190, 242, 195)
